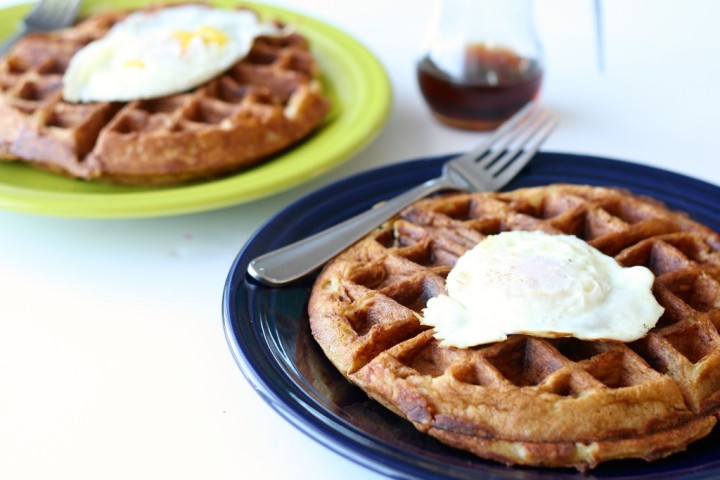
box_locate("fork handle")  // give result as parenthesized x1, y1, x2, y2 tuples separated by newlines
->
(0, 28, 27, 57)
(248, 177, 454, 286)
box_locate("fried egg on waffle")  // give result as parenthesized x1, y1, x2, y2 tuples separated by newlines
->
(308, 184, 720, 470)
(0, 4, 330, 185)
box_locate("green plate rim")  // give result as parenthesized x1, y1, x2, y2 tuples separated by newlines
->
(0, 1, 392, 218)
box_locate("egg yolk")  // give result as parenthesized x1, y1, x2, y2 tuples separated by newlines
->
(122, 59, 146, 69)
(172, 26, 229, 52)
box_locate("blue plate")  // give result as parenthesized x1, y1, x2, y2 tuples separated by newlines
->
(222, 152, 720, 480)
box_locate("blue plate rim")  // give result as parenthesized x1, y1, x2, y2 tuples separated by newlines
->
(222, 151, 720, 480)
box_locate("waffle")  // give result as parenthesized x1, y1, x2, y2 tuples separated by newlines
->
(308, 184, 720, 470)
(0, 5, 330, 185)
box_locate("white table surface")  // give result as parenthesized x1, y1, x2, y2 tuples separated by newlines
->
(1, 1, 719, 479)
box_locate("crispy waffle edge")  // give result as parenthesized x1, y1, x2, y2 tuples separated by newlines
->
(308, 184, 720, 470)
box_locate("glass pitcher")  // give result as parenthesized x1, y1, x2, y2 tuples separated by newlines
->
(416, 0, 544, 130)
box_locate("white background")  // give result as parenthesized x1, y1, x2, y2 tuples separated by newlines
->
(0, 0, 719, 479)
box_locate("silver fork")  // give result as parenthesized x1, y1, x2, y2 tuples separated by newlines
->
(248, 102, 557, 286)
(0, 0, 81, 57)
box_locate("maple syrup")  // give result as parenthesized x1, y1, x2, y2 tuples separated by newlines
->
(417, 44, 543, 130)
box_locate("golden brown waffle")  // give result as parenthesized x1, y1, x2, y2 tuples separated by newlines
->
(0, 5, 330, 185)
(308, 184, 720, 470)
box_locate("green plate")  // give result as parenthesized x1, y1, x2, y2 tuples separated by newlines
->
(0, 1, 391, 218)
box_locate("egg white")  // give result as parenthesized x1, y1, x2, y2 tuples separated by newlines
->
(62, 5, 284, 103)
(422, 230, 664, 347)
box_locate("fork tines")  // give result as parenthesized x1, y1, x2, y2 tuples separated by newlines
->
(475, 103, 558, 180)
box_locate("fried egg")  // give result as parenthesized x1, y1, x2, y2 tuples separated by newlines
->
(62, 5, 284, 103)
(422, 230, 664, 347)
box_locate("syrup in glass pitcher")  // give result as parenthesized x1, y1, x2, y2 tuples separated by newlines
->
(417, 0, 544, 130)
